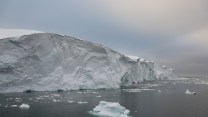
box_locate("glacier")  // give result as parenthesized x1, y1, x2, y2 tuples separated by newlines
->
(0, 33, 175, 92)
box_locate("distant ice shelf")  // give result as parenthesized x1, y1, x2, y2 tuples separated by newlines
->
(0, 32, 175, 92)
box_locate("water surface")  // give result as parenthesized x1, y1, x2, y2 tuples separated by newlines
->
(1, 78, 208, 117)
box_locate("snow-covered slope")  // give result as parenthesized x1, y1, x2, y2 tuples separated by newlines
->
(0, 33, 175, 92)
(0, 29, 42, 39)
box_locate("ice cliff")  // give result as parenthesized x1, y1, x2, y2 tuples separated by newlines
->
(0, 33, 175, 92)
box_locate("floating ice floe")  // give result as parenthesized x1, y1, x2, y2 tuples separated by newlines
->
(78, 101, 88, 104)
(50, 94, 60, 97)
(10, 105, 18, 107)
(19, 103, 30, 109)
(96, 95, 102, 98)
(89, 101, 130, 117)
(53, 99, 60, 102)
(185, 89, 196, 95)
(15, 98, 22, 102)
(122, 89, 141, 93)
(122, 88, 155, 93)
(67, 101, 74, 103)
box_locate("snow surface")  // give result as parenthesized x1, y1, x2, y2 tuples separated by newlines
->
(90, 101, 130, 117)
(126, 55, 140, 61)
(0, 33, 175, 92)
(19, 103, 30, 109)
(0, 29, 42, 39)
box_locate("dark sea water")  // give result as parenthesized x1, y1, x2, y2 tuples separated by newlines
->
(1, 78, 208, 117)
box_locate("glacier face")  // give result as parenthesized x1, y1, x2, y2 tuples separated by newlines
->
(0, 33, 175, 92)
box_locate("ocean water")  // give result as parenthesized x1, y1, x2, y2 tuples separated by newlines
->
(1, 78, 208, 117)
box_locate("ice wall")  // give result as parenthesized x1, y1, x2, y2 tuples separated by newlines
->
(0, 33, 175, 92)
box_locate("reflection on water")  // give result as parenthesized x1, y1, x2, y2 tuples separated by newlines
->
(1, 78, 208, 117)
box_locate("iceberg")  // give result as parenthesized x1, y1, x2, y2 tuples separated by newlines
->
(0, 33, 175, 92)
(19, 103, 30, 109)
(89, 101, 130, 117)
(77, 101, 88, 104)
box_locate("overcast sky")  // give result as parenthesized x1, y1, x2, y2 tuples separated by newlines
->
(0, 0, 208, 76)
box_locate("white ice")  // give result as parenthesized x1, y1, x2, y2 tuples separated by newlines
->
(0, 32, 175, 92)
(10, 105, 18, 107)
(185, 89, 196, 95)
(19, 103, 30, 109)
(78, 101, 88, 104)
(0, 29, 42, 39)
(90, 101, 130, 117)
(122, 88, 155, 93)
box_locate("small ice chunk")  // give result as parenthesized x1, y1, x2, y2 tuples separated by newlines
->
(122, 88, 154, 92)
(10, 105, 18, 107)
(185, 89, 196, 95)
(67, 101, 74, 103)
(53, 99, 60, 102)
(122, 89, 141, 93)
(158, 90, 162, 93)
(19, 103, 30, 109)
(15, 98, 22, 102)
(96, 95, 102, 98)
(51, 94, 60, 97)
(90, 101, 130, 117)
(78, 101, 88, 104)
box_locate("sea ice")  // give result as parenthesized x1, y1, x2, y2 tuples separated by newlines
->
(122, 88, 155, 93)
(53, 99, 60, 102)
(185, 89, 196, 95)
(67, 101, 74, 103)
(78, 101, 88, 104)
(122, 89, 141, 93)
(10, 105, 18, 107)
(19, 103, 30, 109)
(90, 101, 130, 117)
